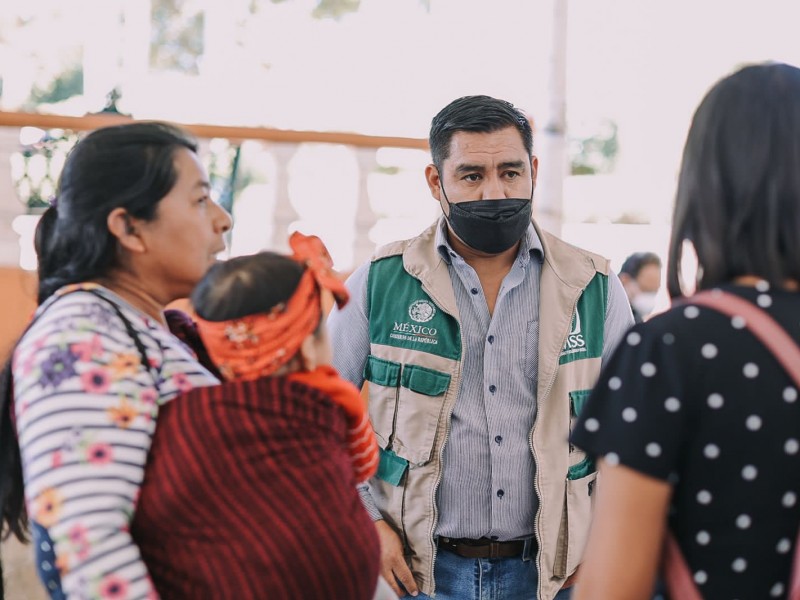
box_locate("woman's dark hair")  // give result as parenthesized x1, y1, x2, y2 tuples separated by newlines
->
(429, 95, 534, 169)
(0, 121, 197, 555)
(36, 121, 198, 304)
(668, 62, 800, 297)
(191, 252, 307, 322)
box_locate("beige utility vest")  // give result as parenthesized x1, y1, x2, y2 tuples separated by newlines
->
(364, 221, 609, 599)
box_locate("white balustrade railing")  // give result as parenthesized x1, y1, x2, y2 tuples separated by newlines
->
(0, 112, 433, 274)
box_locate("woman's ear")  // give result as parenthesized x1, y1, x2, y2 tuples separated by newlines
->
(107, 208, 146, 253)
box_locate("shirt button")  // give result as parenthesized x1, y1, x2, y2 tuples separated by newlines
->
(488, 335, 495, 344)
(497, 489, 505, 498)
(489, 384, 497, 394)
(470, 288, 479, 295)
(495, 435, 503, 444)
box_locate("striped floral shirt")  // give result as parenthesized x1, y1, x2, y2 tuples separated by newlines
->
(13, 284, 219, 599)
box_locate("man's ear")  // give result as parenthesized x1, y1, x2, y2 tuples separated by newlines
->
(530, 155, 539, 187)
(107, 208, 146, 253)
(425, 163, 443, 202)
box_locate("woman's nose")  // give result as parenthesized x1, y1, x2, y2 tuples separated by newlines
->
(215, 202, 233, 233)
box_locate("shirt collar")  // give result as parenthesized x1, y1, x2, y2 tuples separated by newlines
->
(434, 216, 544, 266)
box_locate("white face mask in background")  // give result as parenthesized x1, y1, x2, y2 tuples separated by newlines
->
(631, 292, 658, 318)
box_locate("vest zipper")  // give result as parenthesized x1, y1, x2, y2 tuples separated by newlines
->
(419, 284, 464, 597)
(428, 356, 461, 597)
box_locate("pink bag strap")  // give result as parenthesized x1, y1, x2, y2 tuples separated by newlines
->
(663, 289, 800, 600)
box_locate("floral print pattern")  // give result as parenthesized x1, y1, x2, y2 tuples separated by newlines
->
(106, 399, 138, 429)
(34, 488, 64, 528)
(39, 346, 80, 388)
(14, 284, 219, 599)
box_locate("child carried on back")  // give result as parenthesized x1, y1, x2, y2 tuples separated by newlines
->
(131, 233, 387, 599)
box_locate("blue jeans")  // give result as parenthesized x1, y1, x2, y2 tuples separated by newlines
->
(402, 543, 573, 600)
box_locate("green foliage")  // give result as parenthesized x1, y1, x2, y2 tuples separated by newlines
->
(150, 0, 204, 74)
(375, 165, 401, 175)
(26, 64, 83, 108)
(262, 0, 430, 20)
(569, 119, 619, 176)
(312, 0, 361, 20)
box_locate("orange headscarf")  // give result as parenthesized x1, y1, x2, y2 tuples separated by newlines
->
(196, 232, 349, 381)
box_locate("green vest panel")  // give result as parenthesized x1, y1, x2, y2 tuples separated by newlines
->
(366, 255, 461, 361)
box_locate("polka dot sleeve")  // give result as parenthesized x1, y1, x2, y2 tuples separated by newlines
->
(571, 316, 699, 483)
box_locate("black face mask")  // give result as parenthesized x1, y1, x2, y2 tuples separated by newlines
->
(441, 184, 533, 254)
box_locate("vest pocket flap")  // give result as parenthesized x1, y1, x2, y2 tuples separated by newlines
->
(567, 456, 595, 480)
(569, 389, 592, 417)
(364, 355, 402, 387)
(400, 365, 450, 396)
(376, 447, 409, 486)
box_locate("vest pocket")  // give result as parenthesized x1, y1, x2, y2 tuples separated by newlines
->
(365, 357, 450, 468)
(376, 447, 409, 486)
(568, 390, 595, 479)
(554, 470, 598, 578)
(364, 355, 401, 449)
(393, 364, 451, 466)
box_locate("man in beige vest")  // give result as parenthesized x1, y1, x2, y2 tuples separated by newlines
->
(328, 95, 633, 600)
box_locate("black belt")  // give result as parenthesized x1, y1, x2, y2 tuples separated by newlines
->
(437, 536, 534, 559)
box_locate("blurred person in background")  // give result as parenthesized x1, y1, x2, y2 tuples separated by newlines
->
(618, 251, 662, 322)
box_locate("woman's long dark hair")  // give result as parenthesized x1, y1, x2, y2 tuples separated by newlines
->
(668, 62, 800, 297)
(0, 123, 197, 561)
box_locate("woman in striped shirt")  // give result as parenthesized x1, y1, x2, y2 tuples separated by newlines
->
(0, 122, 231, 599)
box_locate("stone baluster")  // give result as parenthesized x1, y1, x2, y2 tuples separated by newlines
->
(270, 143, 299, 253)
(0, 127, 27, 268)
(352, 147, 379, 268)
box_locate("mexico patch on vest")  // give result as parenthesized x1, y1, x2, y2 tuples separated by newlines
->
(559, 273, 607, 365)
(367, 256, 461, 360)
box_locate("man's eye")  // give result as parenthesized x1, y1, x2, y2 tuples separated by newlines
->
(505, 171, 520, 179)
(463, 174, 481, 182)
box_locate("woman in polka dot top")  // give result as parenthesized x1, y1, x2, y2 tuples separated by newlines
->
(572, 63, 800, 599)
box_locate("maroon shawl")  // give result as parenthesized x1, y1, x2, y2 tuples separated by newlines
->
(131, 375, 380, 599)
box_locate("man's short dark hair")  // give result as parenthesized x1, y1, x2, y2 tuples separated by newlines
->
(619, 252, 662, 279)
(429, 95, 533, 169)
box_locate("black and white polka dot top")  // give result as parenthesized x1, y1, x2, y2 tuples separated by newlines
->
(572, 283, 800, 600)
